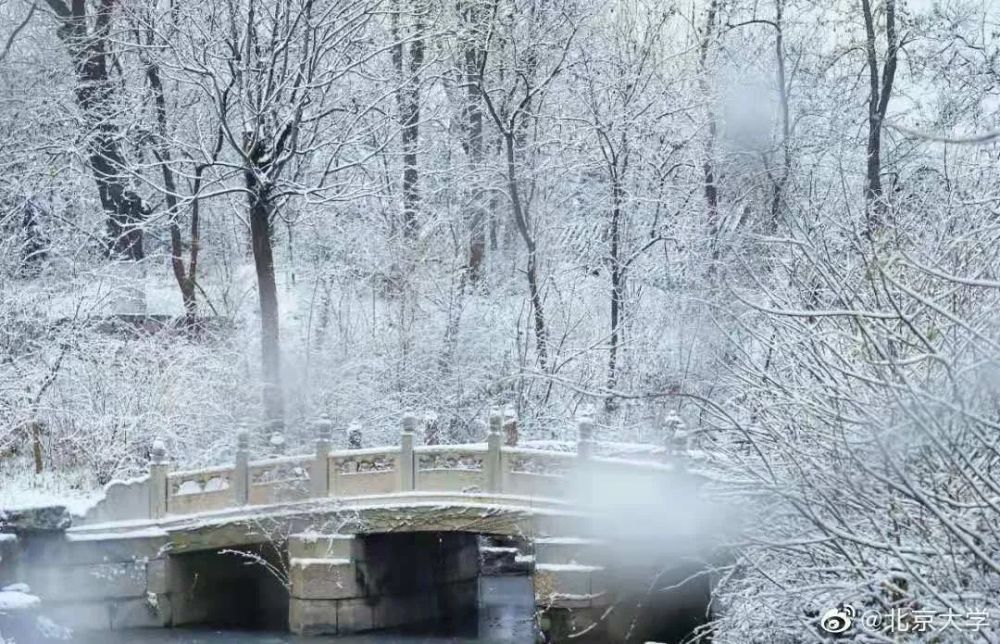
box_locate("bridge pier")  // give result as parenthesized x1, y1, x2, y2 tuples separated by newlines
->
(287, 531, 479, 636)
(287, 533, 360, 634)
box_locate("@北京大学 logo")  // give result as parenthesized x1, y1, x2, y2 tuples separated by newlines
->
(820, 605, 856, 634)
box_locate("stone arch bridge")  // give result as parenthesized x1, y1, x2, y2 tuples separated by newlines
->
(1, 414, 711, 642)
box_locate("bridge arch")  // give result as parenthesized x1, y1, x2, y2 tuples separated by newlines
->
(46, 413, 715, 642)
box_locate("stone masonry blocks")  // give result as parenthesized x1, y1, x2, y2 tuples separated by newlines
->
(288, 532, 356, 560)
(289, 559, 360, 600)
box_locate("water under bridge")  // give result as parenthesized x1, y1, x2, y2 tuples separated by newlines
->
(0, 414, 715, 642)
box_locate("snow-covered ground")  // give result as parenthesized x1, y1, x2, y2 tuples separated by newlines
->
(0, 586, 39, 612)
(0, 462, 101, 518)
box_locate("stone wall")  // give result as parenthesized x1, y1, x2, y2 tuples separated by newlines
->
(7, 531, 170, 632)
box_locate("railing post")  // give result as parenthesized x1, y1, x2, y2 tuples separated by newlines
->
(486, 411, 502, 493)
(577, 416, 594, 462)
(233, 427, 250, 506)
(311, 414, 332, 498)
(268, 419, 286, 456)
(149, 439, 169, 519)
(400, 414, 416, 492)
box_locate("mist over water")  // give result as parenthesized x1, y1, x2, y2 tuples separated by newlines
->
(575, 459, 736, 568)
(564, 459, 735, 639)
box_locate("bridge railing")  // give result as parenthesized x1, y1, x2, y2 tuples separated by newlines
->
(137, 413, 678, 520)
(501, 447, 577, 498)
(331, 446, 401, 497)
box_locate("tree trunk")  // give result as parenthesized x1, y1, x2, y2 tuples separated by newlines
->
(861, 0, 898, 233)
(768, 0, 791, 232)
(31, 421, 43, 475)
(699, 0, 721, 270)
(246, 154, 285, 430)
(392, 3, 422, 239)
(45, 0, 147, 260)
(441, 0, 489, 375)
(459, 0, 487, 281)
(145, 55, 198, 325)
(19, 200, 48, 273)
(606, 168, 624, 410)
(504, 132, 548, 370)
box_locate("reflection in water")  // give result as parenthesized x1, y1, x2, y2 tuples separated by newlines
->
(74, 630, 496, 643)
(477, 576, 535, 642)
(69, 577, 536, 644)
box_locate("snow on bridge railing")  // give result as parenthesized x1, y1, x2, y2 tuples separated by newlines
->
(82, 412, 687, 525)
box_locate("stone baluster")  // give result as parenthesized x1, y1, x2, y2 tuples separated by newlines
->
(233, 427, 250, 506)
(149, 439, 169, 519)
(576, 416, 594, 462)
(400, 414, 416, 492)
(267, 419, 286, 456)
(486, 412, 502, 493)
(311, 414, 333, 498)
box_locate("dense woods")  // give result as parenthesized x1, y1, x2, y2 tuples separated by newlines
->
(2, 0, 999, 639)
